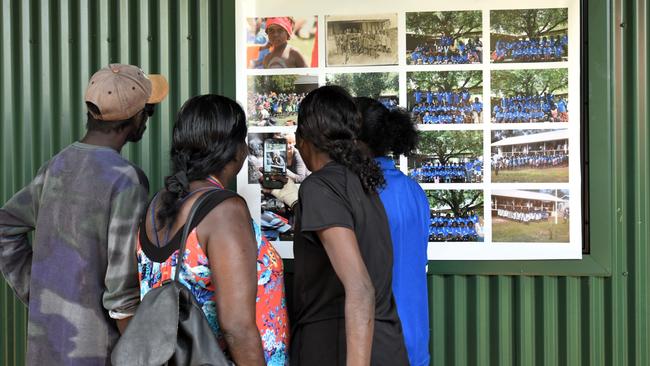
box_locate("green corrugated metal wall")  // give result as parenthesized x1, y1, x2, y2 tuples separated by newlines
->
(0, 0, 647, 365)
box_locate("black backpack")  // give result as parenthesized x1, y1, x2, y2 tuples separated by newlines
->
(112, 190, 233, 366)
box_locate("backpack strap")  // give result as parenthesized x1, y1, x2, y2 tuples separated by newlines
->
(173, 189, 237, 283)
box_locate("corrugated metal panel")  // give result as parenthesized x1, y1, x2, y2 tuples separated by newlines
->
(0, 1, 648, 366)
(426, 0, 649, 365)
(0, 0, 235, 364)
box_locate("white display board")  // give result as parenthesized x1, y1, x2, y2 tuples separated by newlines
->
(236, 0, 582, 260)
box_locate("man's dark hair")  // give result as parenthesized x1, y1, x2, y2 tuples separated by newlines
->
(85, 102, 138, 133)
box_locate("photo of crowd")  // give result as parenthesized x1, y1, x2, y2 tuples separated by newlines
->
(491, 8, 568, 63)
(246, 16, 318, 69)
(491, 69, 569, 123)
(406, 11, 483, 65)
(426, 190, 484, 242)
(491, 129, 569, 183)
(492, 189, 570, 242)
(408, 131, 484, 183)
(247, 75, 318, 126)
(407, 71, 483, 124)
(410, 160, 483, 183)
(326, 14, 398, 66)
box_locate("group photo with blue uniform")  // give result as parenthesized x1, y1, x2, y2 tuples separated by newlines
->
(410, 159, 483, 183)
(491, 129, 570, 183)
(408, 130, 484, 183)
(406, 10, 482, 65)
(491, 93, 569, 123)
(425, 190, 484, 242)
(491, 68, 569, 124)
(490, 8, 569, 63)
(408, 70, 483, 124)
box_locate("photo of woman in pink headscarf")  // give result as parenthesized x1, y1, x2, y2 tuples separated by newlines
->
(246, 16, 317, 69)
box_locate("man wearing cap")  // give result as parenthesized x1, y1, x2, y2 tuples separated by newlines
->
(262, 17, 308, 68)
(0, 64, 168, 365)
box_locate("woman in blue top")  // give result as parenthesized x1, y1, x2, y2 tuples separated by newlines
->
(355, 97, 431, 366)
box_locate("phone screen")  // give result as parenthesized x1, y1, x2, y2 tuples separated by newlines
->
(263, 138, 287, 175)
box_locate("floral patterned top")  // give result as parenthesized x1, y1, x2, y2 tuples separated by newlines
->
(137, 219, 289, 365)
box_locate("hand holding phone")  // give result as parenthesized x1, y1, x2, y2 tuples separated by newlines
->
(262, 138, 287, 189)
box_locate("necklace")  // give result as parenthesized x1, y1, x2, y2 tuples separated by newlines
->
(206, 175, 225, 189)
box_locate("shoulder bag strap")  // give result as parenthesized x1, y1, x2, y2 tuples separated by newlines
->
(173, 189, 219, 283)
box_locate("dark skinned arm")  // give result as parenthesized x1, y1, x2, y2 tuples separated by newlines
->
(116, 318, 131, 334)
(318, 226, 375, 366)
(199, 197, 265, 366)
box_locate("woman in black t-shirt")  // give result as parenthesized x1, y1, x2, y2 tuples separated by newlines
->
(273, 86, 408, 365)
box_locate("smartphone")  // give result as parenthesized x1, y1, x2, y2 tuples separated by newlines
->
(262, 138, 287, 189)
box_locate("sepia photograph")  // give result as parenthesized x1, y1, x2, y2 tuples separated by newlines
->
(326, 14, 398, 66)
(490, 8, 568, 63)
(426, 190, 484, 242)
(491, 129, 569, 183)
(326, 72, 399, 109)
(492, 189, 570, 242)
(246, 16, 318, 69)
(407, 71, 483, 124)
(406, 11, 483, 65)
(491, 69, 569, 123)
(408, 131, 483, 183)
(247, 74, 318, 127)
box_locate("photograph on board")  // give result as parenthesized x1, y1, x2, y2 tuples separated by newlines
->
(492, 189, 570, 242)
(248, 132, 311, 241)
(426, 189, 484, 242)
(491, 129, 569, 183)
(247, 132, 311, 184)
(407, 71, 483, 124)
(490, 8, 568, 63)
(491, 69, 569, 123)
(408, 131, 483, 183)
(406, 11, 483, 65)
(326, 72, 399, 109)
(246, 16, 318, 69)
(247, 74, 318, 127)
(325, 14, 398, 66)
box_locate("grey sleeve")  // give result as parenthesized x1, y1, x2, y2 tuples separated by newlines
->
(0, 166, 47, 305)
(103, 183, 148, 319)
(287, 150, 310, 183)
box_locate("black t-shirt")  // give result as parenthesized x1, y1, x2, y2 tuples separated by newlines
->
(291, 162, 408, 365)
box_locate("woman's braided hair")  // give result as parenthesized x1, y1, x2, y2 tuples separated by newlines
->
(297, 85, 384, 193)
(157, 94, 247, 228)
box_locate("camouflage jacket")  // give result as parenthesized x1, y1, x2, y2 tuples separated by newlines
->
(0, 142, 148, 365)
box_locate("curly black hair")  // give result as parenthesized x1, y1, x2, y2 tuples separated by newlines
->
(355, 97, 419, 157)
(157, 94, 247, 228)
(297, 85, 384, 193)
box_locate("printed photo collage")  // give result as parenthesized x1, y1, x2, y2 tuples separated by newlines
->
(243, 8, 572, 244)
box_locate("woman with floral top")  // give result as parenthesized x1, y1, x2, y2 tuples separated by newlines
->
(136, 94, 289, 366)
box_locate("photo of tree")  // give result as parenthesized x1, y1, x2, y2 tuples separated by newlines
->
(408, 131, 483, 183)
(407, 71, 483, 124)
(491, 69, 569, 123)
(490, 8, 568, 63)
(426, 190, 485, 242)
(326, 72, 399, 109)
(406, 11, 483, 65)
